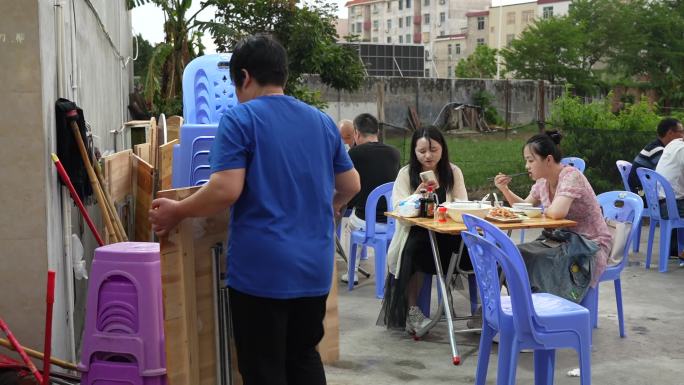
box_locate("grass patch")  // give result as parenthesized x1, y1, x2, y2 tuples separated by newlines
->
(385, 125, 538, 199)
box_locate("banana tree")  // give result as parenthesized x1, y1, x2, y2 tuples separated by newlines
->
(128, 0, 208, 114)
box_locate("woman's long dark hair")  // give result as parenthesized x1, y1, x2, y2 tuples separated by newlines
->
(409, 126, 454, 193)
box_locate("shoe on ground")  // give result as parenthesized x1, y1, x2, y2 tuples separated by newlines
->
(679, 258, 684, 268)
(405, 306, 432, 334)
(340, 272, 359, 285)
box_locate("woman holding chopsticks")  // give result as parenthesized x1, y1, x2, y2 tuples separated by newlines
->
(493, 131, 611, 300)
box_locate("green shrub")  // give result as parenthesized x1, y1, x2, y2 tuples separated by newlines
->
(550, 89, 659, 193)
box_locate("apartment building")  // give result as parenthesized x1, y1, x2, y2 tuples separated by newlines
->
(487, 0, 537, 54)
(537, 0, 571, 18)
(465, 10, 489, 56)
(430, 34, 467, 78)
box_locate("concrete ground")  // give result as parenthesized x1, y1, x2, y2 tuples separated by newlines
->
(325, 227, 684, 385)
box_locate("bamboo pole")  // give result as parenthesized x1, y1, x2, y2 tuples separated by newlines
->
(66, 111, 118, 242)
(0, 338, 77, 371)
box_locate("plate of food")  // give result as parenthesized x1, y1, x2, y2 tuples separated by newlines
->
(486, 207, 525, 223)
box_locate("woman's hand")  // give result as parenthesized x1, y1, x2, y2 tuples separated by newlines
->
(493, 173, 512, 191)
(414, 180, 437, 195)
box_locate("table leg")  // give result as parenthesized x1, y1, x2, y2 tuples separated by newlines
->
(425, 230, 461, 365)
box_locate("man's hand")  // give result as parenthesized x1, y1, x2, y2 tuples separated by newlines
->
(149, 198, 182, 237)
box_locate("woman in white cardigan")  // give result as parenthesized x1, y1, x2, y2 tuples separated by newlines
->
(377, 126, 468, 335)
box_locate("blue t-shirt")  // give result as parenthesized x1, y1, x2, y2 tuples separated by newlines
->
(210, 95, 353, 299)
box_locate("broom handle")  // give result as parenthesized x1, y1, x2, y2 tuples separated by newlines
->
(42, 271, 55, 385)
(0, 319, 43, 384)
(66, 111, 117, 242)
(0, 338, 77, 371)
(93, 158, 128, 241)
(51, 154, 105, 246)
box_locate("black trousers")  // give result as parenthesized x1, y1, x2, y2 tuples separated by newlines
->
(229, 287, 328, 385)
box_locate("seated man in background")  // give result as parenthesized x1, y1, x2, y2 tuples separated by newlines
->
(338, 119, 355, 151)
(341, 113, 401, 284)
(627, 118, 683, 196)
(654, 131, 684, 264)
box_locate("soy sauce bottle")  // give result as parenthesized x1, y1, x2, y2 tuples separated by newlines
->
(425, 186, 437, 218)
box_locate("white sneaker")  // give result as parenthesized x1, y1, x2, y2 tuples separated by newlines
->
(340, 272, 358, 285)
(405, 306, 432, 334)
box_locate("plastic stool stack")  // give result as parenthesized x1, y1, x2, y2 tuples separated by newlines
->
(172, 53, 238, 188)
(78, 242, 166, 385)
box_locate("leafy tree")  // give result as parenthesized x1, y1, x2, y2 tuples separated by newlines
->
(201, 0, 365, 108)
(455, 45, 497, 79)
(133, 34, 154, 80)
(127, 0, 208, 115)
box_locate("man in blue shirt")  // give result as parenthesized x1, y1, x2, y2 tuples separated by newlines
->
(149, 35, 360, 385)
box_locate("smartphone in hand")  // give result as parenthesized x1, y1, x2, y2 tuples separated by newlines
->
(419, 170, 439, 189)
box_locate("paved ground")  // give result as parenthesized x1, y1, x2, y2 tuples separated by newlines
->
(325, 227, 684, 385)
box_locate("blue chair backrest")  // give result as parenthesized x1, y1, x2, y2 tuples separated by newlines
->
(636, 168, 681, 221)
(363, 182, 395, 239)
(182, 54, 238, 124)
(461, 225, 539, 343)
(561, 156, 586, 172)
(616, 160, 632, 192)
(597, 191, 643, 265)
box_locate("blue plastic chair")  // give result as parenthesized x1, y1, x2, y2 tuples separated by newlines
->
(636, 168, 684, 272)
(561, 156, 586, 173)
(348, 182, 395, 299)
(172, 124, 218, 188)
(578, 191, 642, 337)
(182, 54, 238, 125)
(616, 160, 644, 253)
(461, 215, 592, 385)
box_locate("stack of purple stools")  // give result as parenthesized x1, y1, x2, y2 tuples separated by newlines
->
(78, 242, 166, 385)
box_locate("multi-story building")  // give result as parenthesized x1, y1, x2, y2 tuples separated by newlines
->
(465, 10, 489, 55)
(537, 0, 571, 19)
(430, 33, 467, 78)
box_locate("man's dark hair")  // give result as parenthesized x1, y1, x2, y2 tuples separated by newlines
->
(657, 117, 681, 137)
(229, 34, 288, 88)
(353, 113, 379, 135)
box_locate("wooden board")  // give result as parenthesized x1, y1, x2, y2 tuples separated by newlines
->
(134, 142, 151, 164)
(166, 115, 183, 143)
(103, 150, 134, 242)
(132, 154, 153, 242)
(150, 117, 159, 170)
(158, 187, 240, 385)
(160, 139, 178, 191)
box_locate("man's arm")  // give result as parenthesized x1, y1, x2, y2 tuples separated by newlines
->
(333, 168, 361, 217)
(149, 168, 245, 236)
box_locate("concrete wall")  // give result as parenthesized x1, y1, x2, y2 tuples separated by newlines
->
(305, 76, 563, 128)
(0, 0, 132, 363)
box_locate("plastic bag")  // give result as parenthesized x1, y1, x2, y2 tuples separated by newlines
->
(397, 194, 422, 217)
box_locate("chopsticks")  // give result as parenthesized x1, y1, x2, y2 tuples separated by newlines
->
(486, 172, 528, 181)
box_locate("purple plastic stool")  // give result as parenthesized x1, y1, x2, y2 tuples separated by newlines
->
(78, 242, 166, 383)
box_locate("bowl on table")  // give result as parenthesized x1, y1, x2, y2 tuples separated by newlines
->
(511, 203, 533, 212)
(522, 207, 543, 218)
(443, 201, 493, 223)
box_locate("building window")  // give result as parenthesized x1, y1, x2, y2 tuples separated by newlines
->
(406, 16, 411, 26)
(477, 16, 485, 30)
(399, 0, 403, 10)
(455, 43, 461, 54)
(506, 34, 514, 46)
(440, 12, 446, 24)
(424, 13, 430, 24)
(424, 0, 430, 5)
(399, 17, 403, 28)
(356, 22, 362, 32)
(439, 0, 446, 4)
(387, 19, 392, 30)
(507, 12, 515, 25)
(543, 6, 553, 19)
(448, 44, 452, 55)
(373, 20, 379, 31)
(522, 10, 534, 23)
(477, 38, 485, 46)
(399, 35, 403, 43)
(447, 66, 452, 77)
(372, 37, 379, 42)
(373, 4, 379, 13)
(387, 36, 392, 43)
(387, 1, 391, 11)
(440, 30, 445, 36)
(351, 23, 355, 33)
(406, 0, 411, 9)
(425, 68, 430, 77)
(406, 34, 411, 43)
